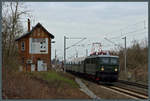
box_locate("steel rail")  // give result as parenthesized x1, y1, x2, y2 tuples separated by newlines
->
(68, 72, 148, 99)
(118, 80, 148, 89)
(105, 86, 148, 99)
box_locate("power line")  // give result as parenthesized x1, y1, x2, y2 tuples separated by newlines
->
(106, 31, 148, 48)
(66, 37, 86, 50)
(105, 20, 146, 37)
(125, 28, 147, 35)
(107, 28, 147, 40)
(104, 37, 120, 47)
(64, 36, 86, 73)
(126, 30, 147, 37)
(105, 30, 147, 46)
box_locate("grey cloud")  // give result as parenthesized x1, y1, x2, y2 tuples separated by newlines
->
(23, 2, 147, 59)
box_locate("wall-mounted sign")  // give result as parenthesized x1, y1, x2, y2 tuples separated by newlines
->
(29, 38, 48, 54)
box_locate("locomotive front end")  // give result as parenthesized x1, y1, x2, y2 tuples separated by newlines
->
(97, 56, 119, 82)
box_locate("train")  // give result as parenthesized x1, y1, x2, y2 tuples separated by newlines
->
(65, 52, 119, 82)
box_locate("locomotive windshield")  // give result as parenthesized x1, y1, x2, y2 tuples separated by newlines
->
(99, 57, 118, 64)
(110, 58, 118, 64)
(101, 58, 109, 64)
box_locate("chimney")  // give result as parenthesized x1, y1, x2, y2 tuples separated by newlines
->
(28, 19, 30, 32)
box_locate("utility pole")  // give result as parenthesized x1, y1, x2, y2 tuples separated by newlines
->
(75, 48, 78, 58)
(76, 52, 78, 58)
(122, 36, 127, 77)
(64, 36, 86, 73)
(64, 36, 66, 73)
(55, 49, 57, 67)
(86, 49, 88, 57)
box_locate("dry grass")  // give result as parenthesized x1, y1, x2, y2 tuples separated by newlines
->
(2, 69, 90, 99)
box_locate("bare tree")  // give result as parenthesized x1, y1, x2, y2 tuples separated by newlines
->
(2, 2, 30, 67)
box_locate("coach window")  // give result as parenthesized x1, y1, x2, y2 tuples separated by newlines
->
(86, 59, 88, 63)
(79, 61, 81, 65)
(93, 58, 96, 64)
(91, 58, 94, 64)
(87, 59, 88, 64)
(89, 59, 92, 64)
(81, 61, 84, 64)
(21, 41, 25, 51)
(87, 59, 90, 64)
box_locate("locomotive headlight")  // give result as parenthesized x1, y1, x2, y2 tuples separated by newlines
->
(114, 68, 118, 72)
(101, 67, 104, 71)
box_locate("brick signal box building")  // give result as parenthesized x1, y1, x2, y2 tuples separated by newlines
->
(15, 19, 54, 71)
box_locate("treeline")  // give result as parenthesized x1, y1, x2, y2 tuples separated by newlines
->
(116, 39, 148, 83)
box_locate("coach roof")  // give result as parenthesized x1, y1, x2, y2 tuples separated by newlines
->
(86, 55, 119, 59)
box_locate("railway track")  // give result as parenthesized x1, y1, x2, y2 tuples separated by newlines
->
(101, 85, 148, 99)
(118, 80, 148, 89)
(69, 72, 148, 99)
(83, 79, 148, 99)
(113, 80, 148, 97)
(98, 80, 148, 99)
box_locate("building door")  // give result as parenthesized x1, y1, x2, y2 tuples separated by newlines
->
(31, 64, 35, 72)
(37, 60, 43, 71)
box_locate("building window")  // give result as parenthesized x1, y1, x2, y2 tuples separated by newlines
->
(21, 41, 25, 51)
(40, 39, 46, 52)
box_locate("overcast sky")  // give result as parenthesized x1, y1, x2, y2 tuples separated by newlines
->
(22, 2, 148, 60)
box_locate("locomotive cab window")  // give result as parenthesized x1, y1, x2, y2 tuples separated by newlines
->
(101, 58, 109, 64)
(110, 58, 118, 64)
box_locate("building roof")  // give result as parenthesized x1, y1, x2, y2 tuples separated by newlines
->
(15, 23, 54, 41)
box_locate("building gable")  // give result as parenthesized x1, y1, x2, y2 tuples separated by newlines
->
(29, 25, 50, 38)
(15, 23, 54, 41)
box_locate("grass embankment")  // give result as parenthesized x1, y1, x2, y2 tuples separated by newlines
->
(3, 70, 90, 99)
(27, 71, 78, 88)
